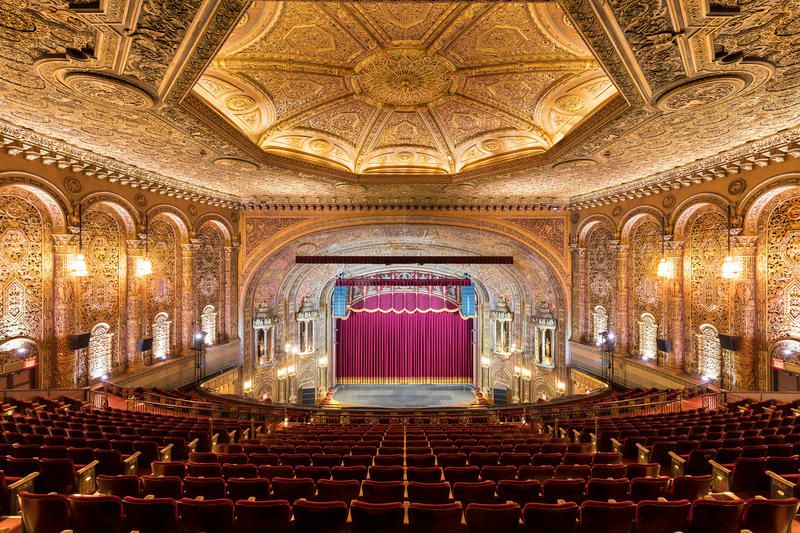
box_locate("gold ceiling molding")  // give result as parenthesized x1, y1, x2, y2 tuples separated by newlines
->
(195, 1, 617, 175)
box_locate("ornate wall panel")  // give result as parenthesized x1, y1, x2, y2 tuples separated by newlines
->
(148, 218, 179, 354)
(585, 224, 615, 337)
(78, 207, 123, 376)
(195, 225, 224, 343)
(0, 193, 44, 346)
(766, 196, 800, 344)
(684, 209, 729, 374)
(628, 217, 663, 354)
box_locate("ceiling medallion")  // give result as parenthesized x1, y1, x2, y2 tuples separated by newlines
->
(655, 75, 747, 112)
(353, 49, 455, 108)
(213, 157, 258, 171)
(551, 159, 597, 170)
(63, 73, 154, 110)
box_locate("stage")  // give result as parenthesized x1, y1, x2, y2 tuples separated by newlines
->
(331, 384, 477, 408)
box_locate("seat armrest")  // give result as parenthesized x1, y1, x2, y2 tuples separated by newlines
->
(636, 443, 650, 464)
(668, 451, 686, 477)
(572, 429, 581, 444)
(211, 433, 219, 453)
(8, 471, 38, 515)
(124, 451, 141, 475)
(228, 430, 236, 443)
(159, 443, 173, 462)
(767, 470, 797, 499)
(589, 433, 597, 453)
(76, 460, 100, 494)
(187, 438, 199, 454)
(709, 459, 732, 493)
(610, 438, 622, 454)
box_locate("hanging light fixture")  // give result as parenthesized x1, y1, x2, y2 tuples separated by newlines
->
(70, 203, 89, 277)
(656, 214, 673, 278)
(721, 205, 741, 279)
(136, 214, 153, 277)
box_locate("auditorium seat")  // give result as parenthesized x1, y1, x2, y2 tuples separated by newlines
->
(542, 478, 585, 504)
(258, 464, 294, 480)
(295, 465, 331, 482)
(739, 497, 799, 533)
(68, 494, 124, 533)
(351, 500, 405, 533)
(579, 500, 635, 533)
(634, 499, 691, 533)
(235, 499, 292, 533)
(178, 497, 235, 533)
(626, 463, 660, 478)
(671, 475, 712, 501)
(374, 454, 404, 466)
(555, 464, 591, 480)
(271, 476, 316, 504)
(519, 464, 556, 482)
(141, 475, 183, 499)
(407, 453, 436, 468)
(361, 480, 405, 503)
(522, 501, 579, 533)
(152, 460, 186, 477)
(316, 478, 360, 505)
(19, 492, 71, 533)
(227, 477, 270, 501)
(407, 466, 443, 483)
(187, 461, 223, 477)
(293, 499, 348, 533)
(408, 502, 463, 533)
(688, 499, 745, 533)
(453, 480, 496, 506)
(408, 481, 451, 504)
(497, 479, 540, 507)
(465, 502, 520, 533)
(96, 474, 140, 498)
(122, 496, 179, 533)
(586, 478, 629, 501)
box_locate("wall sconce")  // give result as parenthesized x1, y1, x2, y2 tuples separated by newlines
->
(318, 356, 328, 368)
(70, 203, 90, 277)
(136, 214, 153, 277)
(277, 368, 286, 379)
(243, 379, 253, 393)
(284, 343, 291, 353)
(521, 368, 532, 379)
(721, 205, 741, 279)
(287, 364, 296, 376)
(480, 356, 491, 368)
(513, 366, 521, 376)
(556, 380, 565, 392)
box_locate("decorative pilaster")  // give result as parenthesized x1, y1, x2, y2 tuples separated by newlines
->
(180, 240, 200, 355)
(125, 238, 146, 371)
(571, 245, 587, 342)
(51, 231, 80, 388)
(224, 239, 240, 340)
(610, 241, 629, 354)
(664, 240, 685, 369)
(731, 235, 758, 390)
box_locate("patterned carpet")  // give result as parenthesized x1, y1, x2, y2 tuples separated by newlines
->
(332, 384, 476, 408)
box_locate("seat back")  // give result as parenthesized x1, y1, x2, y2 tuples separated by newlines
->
(271, 476, 316, 504)
(579, 500, 635, 533)
(408, 502, 463, 533)
(350, 501, 405, 533)
(19, 492, 71, 533)
(542, 478, 584, 504)
(141, 475, 183, 500)
(465, 502, 520, 533)
(629, 477, 670, 503)
(234, 499, 292, 533)
(68, 495, 124, 533)
(522, 501, 579, 533)
(361, 480, 405, 504)
(740, 497, 799, 533)
(407, 481, 451, 504)
(293, 499, 348, 533)
(497, 479, 541, 507)
(96, 474, 140, 498)
(122, 496, 179, 533)
(452, 480, 497, 506)
(178, 498, 235, 533)
(183, 475, 227, 499)
(671, 475, 711, 501)
(689, 499, 744, 533)
(586, 478, 629, 501)
(227, 477, 271, 501)
(635, 499, 690, 533)
(38, 458, 76, 494)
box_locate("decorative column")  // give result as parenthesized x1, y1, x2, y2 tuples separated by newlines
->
(51, 231, 80, 388)
(224, 240, 240, 341)
(731, 234, 758, 390)
(664, 240, 685, 369)
(125, 238, 146, 371)
(610, 241, 629, 354)
(180, 239, 200, 355)
(571, 245, 587, 342)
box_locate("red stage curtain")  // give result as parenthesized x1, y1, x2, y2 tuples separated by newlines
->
(336, 294, 473, 384)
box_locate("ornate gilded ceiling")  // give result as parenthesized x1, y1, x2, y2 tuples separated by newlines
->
(0, 0, 799, 207)
(194, 2, 615, 174)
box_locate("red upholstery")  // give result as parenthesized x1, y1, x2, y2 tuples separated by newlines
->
(178, 497, 235, 533)
(408, 502, 463, 533)
(740, 497, 799, 533)
(258, 464, 294, 480)
(465, 502, 520, 533)
(361, 480, 405, 503)
(97, 474, 141, 498)
(452, 480, 497, 506)
(579, 500, 636, 533)
(407, 481, 451, 504)
(293, 499, 348, 533)
(186, 461, 222, 477)
(235, 499, 292, 533)
(227, 477, 270, 501)
(497, 479, 541, 506)
(542, 478, 585, 503)
(369, 465, 404, 481)
(38, 457, 77, 494)
(332, 465, 368, 481)
(222, 462, 258, 479)
(689, 499, 745, 533)
(68, 494, 124, 533)
(444, 466, 480, 484)
(522, 501, 579, 533)
(629, 477, 670, 502)
(271, 476, 316, 504)
(407, 466, 443, 483)
(586, 478, 630, 501)
(635, 499, 691, 533)
(122, 496, 179, 533)
(350, 500, 405, 533)
(152, 461, 187, 477)
(183, 475, 227, 499)
(141, 475, 183, 500)
(19, 492, 71, 533)
(671, 475, 712, 501)
(316, 478, 360, 505)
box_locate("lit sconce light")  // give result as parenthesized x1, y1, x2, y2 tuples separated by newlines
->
(656, 257, 674, 278)
(318, 356, 328, 368)
(277, 368, 287, 379)
(287, 364, 296, 376)
(721, 256, 741, 279)
(70, 253, 89, 277)
(701, 375, 711, 383)
(291, 345, 300, 355)
(480, 356, 491, 368)
(283, 417, 288, 426)
(135, 257, 152, 277)
(556, 380, 566, 392)
(513, 366, 521, 376)
(157, 354, 166, 361)
(521, 368, 532, 379)
(243, 379, 253, 392)
(607, 332, 615, 341)
(261, 393, 269, 401)
(16, 347, 28, 357)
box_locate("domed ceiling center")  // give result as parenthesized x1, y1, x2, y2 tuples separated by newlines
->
(353, 49, 455, 108)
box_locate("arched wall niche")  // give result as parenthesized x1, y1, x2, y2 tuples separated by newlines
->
(240, 217, 569, 402)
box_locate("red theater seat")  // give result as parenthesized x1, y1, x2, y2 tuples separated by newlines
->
(408, 481, 452, 504)
(68, 494, 124, 533)
(178, 497, 235, 533)
(579, 500, 635, 533)
(350, 500, 405, 533)
(122, 496, 179, 533)
(235, 499, 292, 533)
(465, 502, 520, 533)
(408, 502, 463, 533)
(19, 492, 71, 533)
(293, 499, 348, 533)
(271, 476, 316, 504)
(316, 478, 360, 505)
(523, 501, 579, 533)
(635, 499, 691, 533)
(227, 477, 270, 501)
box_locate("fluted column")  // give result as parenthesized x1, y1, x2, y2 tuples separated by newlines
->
(664, 240, 685, 369)
(125, 238, 146, 371)
(180, 240, 200, 355)
(571, 245, 587, 342)
(51, 231, 80, 388)
(610, 241, 629, 354)
(731, 235, 758, 390)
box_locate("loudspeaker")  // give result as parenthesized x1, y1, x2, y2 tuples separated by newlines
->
(719, 334, 741, 351)
(493, 387, 508, 406)
(68, 333, 91, 351)
(657, 338, 672, 353)
(137, 337, 153, 352)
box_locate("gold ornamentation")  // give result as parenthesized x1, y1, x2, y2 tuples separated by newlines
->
(354, 49, 455, 108)
(655, 75, 747, 112)
(224, 94, 256, 112)
(63, 73, 154, 110)
(214, 157, 258, 171)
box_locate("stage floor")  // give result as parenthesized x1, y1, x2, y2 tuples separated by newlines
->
(332, 384, 476, 408)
